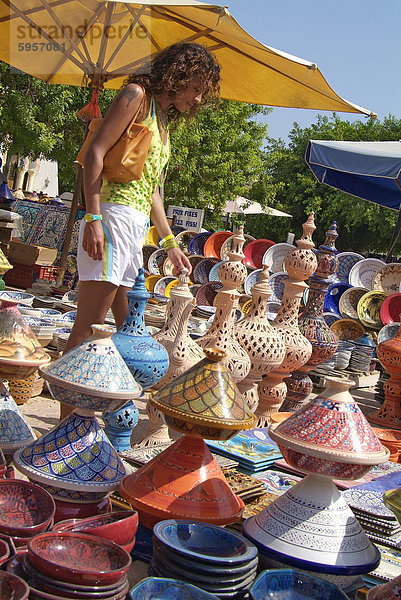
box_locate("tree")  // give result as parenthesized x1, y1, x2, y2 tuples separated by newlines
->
(165, 100, 273, 230)
(0, 61, 115, 192)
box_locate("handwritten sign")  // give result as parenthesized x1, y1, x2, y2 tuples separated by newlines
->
(167, 205, 204, 232)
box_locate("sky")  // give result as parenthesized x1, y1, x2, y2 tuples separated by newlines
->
(207, 0, 401, 141)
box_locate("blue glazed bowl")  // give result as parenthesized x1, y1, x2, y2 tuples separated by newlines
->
(249, 569, 349, 600)
(323, 283, 352, 316)
(153, 520, 257, 566)
(129, 577, 219, 600)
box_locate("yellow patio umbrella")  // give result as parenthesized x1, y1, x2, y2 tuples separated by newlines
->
(0, 0, 375, 115)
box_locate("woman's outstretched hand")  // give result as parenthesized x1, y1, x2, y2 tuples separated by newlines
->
(166, 247, 192, 277)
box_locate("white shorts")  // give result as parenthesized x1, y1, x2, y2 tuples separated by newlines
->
(77, 202, 149, 287)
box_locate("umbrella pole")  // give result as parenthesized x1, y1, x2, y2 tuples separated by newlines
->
(385, 201, 401, 263)
(56, 162, 84, 287)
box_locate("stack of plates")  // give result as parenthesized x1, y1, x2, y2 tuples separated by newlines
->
(206, 432, 282, 473)
(349, 335, 376, 371)
(334, 340, 355, 370)
(150, 520, 258, 599)
(32, 295, 57, 309)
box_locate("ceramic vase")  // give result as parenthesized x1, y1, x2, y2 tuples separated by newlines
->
(0, 298, 50, 379)
(119, 434, 244, 528)
(102, 399, 139, 452)
(283, 222, 339, 411)
(243, 376, 388, 581)
(255, 214, 318, 426)
(0, 380, 35, 453)
(112, 268, 169, 389)
(368, 323, 401, 429)
(197, 227, 251, 383)
(235, 264, 286, 412)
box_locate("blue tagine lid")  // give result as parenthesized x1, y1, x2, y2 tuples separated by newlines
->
(0, 381, 35, 452)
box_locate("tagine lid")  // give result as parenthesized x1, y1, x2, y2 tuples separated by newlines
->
(150, 348, 255, 431)
(39, 324, 141, 399)
(0, 298, 50, 367)
(269, 376, 389, 466)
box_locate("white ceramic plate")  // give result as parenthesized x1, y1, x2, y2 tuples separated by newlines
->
(262, 243, 295, 273)
(244, 269, 262, 296)
(268, 272, 288, 302)
(348, 258, 386, 290)
(373, 263, 401, 294)
(335, 252, 364, 283)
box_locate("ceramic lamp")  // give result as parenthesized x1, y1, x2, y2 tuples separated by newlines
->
(150, 347, 255, 440)
(243, 376, 387, 580)
(119, 434, 244, 528)
(0, 298, 50, 380)
(0, 381, 35, 453)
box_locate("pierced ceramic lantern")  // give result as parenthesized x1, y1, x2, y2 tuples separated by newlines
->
(0, 298, 50, 379)
(119, 434, 244, 528)
(243, 376, 388, 581)
(150, 347, 255, 440)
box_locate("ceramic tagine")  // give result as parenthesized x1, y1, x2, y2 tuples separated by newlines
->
(13, 324, 142, 506)
(235, 264, 286, 412)
(197, 227, 251, 383)
(130, 268, 204, 448)
(255, 213, 318, 426)
(368, 319, 401, 429)
(283, 221, 339, 412)
(119, 348, 254, 528)
(0, 380, 35, 454)
(243, 376, 389, 583)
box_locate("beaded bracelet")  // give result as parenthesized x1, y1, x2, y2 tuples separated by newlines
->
(160, 234, 175, 248)
(164, 239, 180, 251)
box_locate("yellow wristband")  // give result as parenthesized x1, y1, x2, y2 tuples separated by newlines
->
(164, 239, 180, 251)
(160, 234, 174, 248)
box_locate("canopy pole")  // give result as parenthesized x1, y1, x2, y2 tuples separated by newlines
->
(385, 181, 401, 262)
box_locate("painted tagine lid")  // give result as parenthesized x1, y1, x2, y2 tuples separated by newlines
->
(150, 348, 255, 438)
(39, 324, 141, 400)
(0, 381, 35, 451)
(119, 435, 244, 529)
(269, 376, 389, 479)
(0, 298, 50, 374)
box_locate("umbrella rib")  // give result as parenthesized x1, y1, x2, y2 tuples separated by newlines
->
(0, 0, 70, 24)
(103, 4, 147, 72)
(124, 4, 163, 55)
(95, 1, 114, 75)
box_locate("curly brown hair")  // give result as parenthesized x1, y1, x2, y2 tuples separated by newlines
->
(125, 42, 221, 123)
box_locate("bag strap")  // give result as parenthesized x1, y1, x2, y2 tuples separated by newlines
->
(125, 86, 147, 130)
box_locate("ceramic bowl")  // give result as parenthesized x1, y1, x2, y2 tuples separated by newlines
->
(323, 283, 352, 316)
(27, 532, 132, 586)
(203, 231, 233, 259)
(330, 318, 365, 341)
(153, 520, 257, 566)
(175, 230, 198, 253)
(148, 249, 168, 276)
(380, 292, 401, 324)
(377, 322, 400, 344)
(129, 577, 219, 600)
(208, 260, 227, 282)
(373, 262, 401, 294)
(0, 570, 30, 600)
(268, 272, 288, 302)
(153, 276, 177, 297)
(17, 305, 43, 317)
(188, 232, 213, 256)
(244, 269, 262, 296)
(357, 290, 388, 329)
(193, 258, 220, 284)
(0, 538, 10, 565)
(334, 252, 364, 283)
(0, 291, 34, 305)
(195, 282, 222, 306)
(322, 312, 341, 328)
(0, 479, 55, 537)
(53, 497, 112, 524)
(145, 226, 159, 247)
(249, 569, 348, 600)
(243, 239, 275, 269)
(348, 257, 386, 290)
(142, 244, 159, 270)
(338, 286, 369, 320)
(51, 510, 138, 547)
(262, 243, 295, 273)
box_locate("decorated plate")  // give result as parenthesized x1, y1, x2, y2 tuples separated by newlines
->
(330, 318, 366, 341)
(188, 231, 212, 256)
(377, 323, 401, 345)
(195, 281, 223, 306)
(323, 312, 341, 328)
(373, 263, 401, 294)
(193, 257, 220, 284)
(145, 274, 162, 292)
(338, 286, 369, 320)
(266, 301, 281, 321)
(145, 225, 159, 246)
(243, 239, 275, 269)
(148, 248, 168, 276)
(175, 229, 198, 253)
(203, 231, 233, 259)
(162, 256, 175, 276)
(380, 293, 401, 325)
(241, 299, 252, 315)
(244, 269, 262, 296)
(335, 252, 364, 283)
(153, 276, 177, 297)
(348, 258, 386, 290)
(268, 272, 288, 303)
(142, 244, 158, 271)
(164, 278, 180, 298)
(357, 290, 388, 330)
(208, 260, 227, 282)
(220, 234, 255, 260)
(323, 283, 352, 316)
(262, 242, 295, 273)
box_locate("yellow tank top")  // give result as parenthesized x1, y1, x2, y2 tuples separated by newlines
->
(99, 97, 170, 217)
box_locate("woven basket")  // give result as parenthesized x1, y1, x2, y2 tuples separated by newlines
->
(8, 371, 44, 405)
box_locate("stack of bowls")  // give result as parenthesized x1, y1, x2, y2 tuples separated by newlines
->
(348, 333, 376, 371)
(334, 340, 355, 370)
(151, 520, 258, 599)
(249, 569, 348, 600)
(19, 531, 131, 600)
(372, 428, 401, 462)
(0, 571, 30, 600)
(52, 509, 139, 553)
(0, 479, 55, 550)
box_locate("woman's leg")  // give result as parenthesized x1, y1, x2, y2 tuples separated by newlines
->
(111, 285, 131, 329)
(60, 280, 118, 420)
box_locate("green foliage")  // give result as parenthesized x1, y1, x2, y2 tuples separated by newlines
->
(165, 100, 273, 230)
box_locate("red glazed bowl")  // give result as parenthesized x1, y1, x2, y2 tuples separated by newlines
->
(27, 531, 132, 586)
(54, 496, 112, 524)
(0, 479, 55, 537)
(0, 570, 30, 600)
(51, 510, 138, 547)
(0, 538, 10, 565)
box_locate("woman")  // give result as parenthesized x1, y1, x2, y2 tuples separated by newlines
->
(65, 42, 220, 355)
